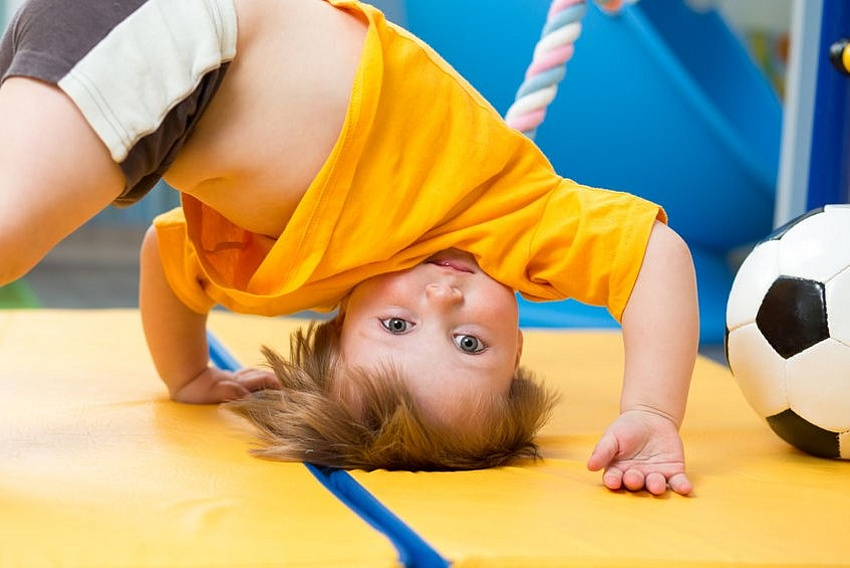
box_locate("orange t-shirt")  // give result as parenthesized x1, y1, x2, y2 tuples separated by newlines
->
(154, 0, 664, 322)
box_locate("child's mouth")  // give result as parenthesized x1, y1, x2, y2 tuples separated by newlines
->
(428, 260, 473, 273)
(426, 250, 477, 274)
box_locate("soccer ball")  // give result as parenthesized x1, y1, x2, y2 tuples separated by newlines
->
(725, 205, 850, 459)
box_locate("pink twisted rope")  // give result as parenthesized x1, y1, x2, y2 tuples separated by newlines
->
(505, 0, 634, 140)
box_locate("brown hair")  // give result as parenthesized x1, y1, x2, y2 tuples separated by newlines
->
(227, 319, 559, 471)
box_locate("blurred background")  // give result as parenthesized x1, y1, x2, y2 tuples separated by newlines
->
(0, 0, 812, 357)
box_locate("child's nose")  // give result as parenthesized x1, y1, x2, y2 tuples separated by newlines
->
(425, 282, 463, 306)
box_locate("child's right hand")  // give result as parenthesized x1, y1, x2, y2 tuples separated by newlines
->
(171, 367, 279, 404)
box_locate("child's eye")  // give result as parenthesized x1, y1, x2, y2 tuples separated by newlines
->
(454, 334, 485, 353)
(380, 317, 413, 334)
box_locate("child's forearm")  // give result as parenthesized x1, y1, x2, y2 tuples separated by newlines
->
(619, 222, 699, 427)
(139, 226, 210, 399)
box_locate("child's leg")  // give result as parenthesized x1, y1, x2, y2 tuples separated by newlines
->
(0, 77, 125, 284)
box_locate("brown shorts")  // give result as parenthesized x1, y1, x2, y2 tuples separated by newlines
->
(0, 0, 236, 206)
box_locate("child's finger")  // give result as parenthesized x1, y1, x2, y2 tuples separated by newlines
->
(622, 468, 646, 491)
(601, 467, 624, 491)
(212, 381, 251, 402)
(667, 472, 693, 496)
(586, 434, 619, 471)
(644, 472, 668, 495)
(235, 369, 280, 392)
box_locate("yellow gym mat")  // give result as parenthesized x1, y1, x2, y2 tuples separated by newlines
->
(352, 330, 850, 568)
(1, 310, 848, 567)
(0, 310, 399, 568)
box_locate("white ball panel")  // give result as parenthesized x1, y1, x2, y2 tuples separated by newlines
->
(778, 207, 850, 282)
(727, 323, 789, 417)
(824, 203, 850, 215)
(826, 268, 850, 345)
(786, 338, 850, 432)
(726, 240, 780, 330)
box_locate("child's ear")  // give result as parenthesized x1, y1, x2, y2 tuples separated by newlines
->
(514, 329, 524, 370)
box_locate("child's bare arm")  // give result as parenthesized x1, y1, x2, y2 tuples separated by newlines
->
(0, 78, 124, 284)
(139, 226, 277, 403)
(587, 221, 699, 495)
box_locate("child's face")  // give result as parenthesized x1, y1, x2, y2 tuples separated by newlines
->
(340, 249, 522, 423)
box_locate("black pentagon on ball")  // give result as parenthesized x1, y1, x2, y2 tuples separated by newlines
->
(766, 408, 841, 459)
(756, 276, 829, 359)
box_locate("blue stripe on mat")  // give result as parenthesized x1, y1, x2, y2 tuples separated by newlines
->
(207, 331, 450, 568)
(207, 332, 244, 372)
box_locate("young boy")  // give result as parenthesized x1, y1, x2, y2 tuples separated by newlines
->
(0, 0, 698, 495)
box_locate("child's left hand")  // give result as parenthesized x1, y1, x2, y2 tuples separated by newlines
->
(586, 409, 692, 496)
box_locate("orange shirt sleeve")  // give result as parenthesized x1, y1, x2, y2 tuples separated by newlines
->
(522, 180, 666, 322)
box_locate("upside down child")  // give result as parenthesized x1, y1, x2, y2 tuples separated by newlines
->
(0, 0, 698, 494)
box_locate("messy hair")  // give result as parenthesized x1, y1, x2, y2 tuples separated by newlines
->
(227, 319, 559, 471)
